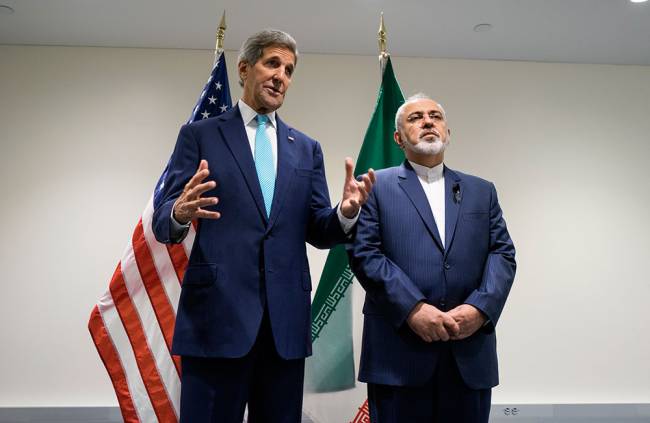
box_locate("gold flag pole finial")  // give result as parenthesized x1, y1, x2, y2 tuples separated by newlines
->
(216, 10, 227, 51)
(378, 12, 388, 59)
(378, 12, 389, 74)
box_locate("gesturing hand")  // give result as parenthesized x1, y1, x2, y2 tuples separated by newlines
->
(172, 160, 221, 224)
(406, 302, 460, 343)
(340, 157, 376, 219)
(448, 304, 487, 340)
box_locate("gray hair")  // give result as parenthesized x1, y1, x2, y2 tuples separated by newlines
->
(394, 93, 447, 133)
(237, 29, 299, 86)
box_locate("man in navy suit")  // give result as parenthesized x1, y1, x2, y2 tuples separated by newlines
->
(153, 29, 374, 423)
(348, 93, 516, 423)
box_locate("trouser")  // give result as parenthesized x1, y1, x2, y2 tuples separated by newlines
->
(179, 311, 305, 423)
(368, 345, 491, 423)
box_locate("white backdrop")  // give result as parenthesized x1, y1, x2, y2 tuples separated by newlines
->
(0, 45, 649, 408)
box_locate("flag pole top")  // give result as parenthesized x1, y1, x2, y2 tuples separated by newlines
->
(378, 12, 388, 60)
(216, 10, 227, 51)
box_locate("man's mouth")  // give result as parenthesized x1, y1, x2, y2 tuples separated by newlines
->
(264, 86, 282, 96)
(420, 130, 440, 139)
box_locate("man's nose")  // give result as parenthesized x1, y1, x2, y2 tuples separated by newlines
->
(272, 69, 288, 83)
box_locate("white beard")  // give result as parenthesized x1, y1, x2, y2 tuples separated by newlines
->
(404, 136, 448, 156)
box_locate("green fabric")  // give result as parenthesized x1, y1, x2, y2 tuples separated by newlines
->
(305, 57, 405, 392)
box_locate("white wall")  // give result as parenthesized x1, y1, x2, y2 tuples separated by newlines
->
(0, 45, 649, 407)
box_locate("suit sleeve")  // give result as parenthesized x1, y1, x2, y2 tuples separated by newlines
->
(305, 141, 347, 249)
(464, 183, 516, 331)
(152, 124, 200, 244)
(347, 188, 426, 329)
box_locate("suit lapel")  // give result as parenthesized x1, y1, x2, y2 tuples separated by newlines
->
(217, 105, 268, 222)
(398, 162, 444, 252)
(266, 116, 296, 231)
(443, 166, 462, 257)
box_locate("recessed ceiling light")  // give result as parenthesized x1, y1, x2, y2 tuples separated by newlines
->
(473, 23, 493, 32)
(630, 0, 648, 3)
(0, 5, 15, 14)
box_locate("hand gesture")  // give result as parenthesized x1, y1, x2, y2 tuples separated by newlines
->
(340, 157, 376, 219)
(172, 160, 221, 224)
(448, 304, 486, 340)
(406, 302, 460, 342)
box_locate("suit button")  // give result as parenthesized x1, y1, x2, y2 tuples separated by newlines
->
(440, 299, 446, 308)
(259, 267, 264, 274)
(444, 262, 451, 270)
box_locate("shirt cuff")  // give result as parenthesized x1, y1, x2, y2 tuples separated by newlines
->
(337, 204, 359, 234)
(170, 209, 191, 242)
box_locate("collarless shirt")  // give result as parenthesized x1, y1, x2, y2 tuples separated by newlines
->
(239, 99, 278, 172)
(409, 160, 446, 247)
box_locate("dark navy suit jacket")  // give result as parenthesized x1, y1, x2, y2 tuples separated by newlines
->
(153, 105, 346, 360)
(348, 161, 516, 389)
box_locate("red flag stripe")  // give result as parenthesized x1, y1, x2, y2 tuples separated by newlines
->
(166, 244, 188, 285)
(110, 264, 178, 422)
(132, 220, 181, 376)
(120, 240, 181, 417)
(141, 199, 182, 311)
(181, 225, 196, 264)
(97, 271, 157, 421)
(88, 306, 140, 423)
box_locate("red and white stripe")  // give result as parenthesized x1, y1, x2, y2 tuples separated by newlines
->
(89, 196, 195, 423)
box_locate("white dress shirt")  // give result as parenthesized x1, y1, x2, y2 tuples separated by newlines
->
(409, 160, 445, 247)
(238, 99, 278, 172)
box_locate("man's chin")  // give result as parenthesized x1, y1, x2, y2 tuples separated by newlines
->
(261, 96, 284, 112)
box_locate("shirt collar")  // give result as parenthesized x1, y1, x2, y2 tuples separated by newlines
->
(409, 160, 444, 183)
(238, 99, 277, 128)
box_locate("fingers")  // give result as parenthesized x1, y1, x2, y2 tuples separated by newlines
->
(187, 180, 217, 201)
(185, 196, 219, 210)
(419, 332, 433, 343)
(186, 160, 212, 191)
(443, 314, 461, 338)
(360, 173, 373, 196)
(344, 157, 354, 182)
(194, 209, 221, 220)
(198, 159, 209, 172)
(368, 168, 376, 184)
(434, 325, 450, 342)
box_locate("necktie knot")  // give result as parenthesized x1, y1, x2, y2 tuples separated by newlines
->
(256, 114, 269, 125)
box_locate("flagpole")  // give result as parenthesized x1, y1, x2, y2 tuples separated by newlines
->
(215, 10, 226, 55)
(378, 12, 389, 74)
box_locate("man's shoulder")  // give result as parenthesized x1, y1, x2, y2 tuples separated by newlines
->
(278, 119, 318, 146)
(447, 167, 494, 188)
(374, 166, 402, 181)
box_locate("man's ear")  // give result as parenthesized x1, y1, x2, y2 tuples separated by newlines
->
(394, 131, 403, 149)
(238, 61, 248, 81)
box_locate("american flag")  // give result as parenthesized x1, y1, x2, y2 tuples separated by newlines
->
(88, 50, 232, 423)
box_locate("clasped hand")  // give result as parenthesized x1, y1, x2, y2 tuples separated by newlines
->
(406, 302, 486, 343)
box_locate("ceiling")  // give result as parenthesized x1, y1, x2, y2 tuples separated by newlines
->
(1, 0, 649, 65)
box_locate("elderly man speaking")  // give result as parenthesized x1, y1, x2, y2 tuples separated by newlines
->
(153, 29, 374, 423)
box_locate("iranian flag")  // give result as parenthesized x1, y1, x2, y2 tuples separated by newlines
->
(304, 56, 405, 422)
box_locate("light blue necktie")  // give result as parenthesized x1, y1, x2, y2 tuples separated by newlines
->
(254, 114, 275, 217)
